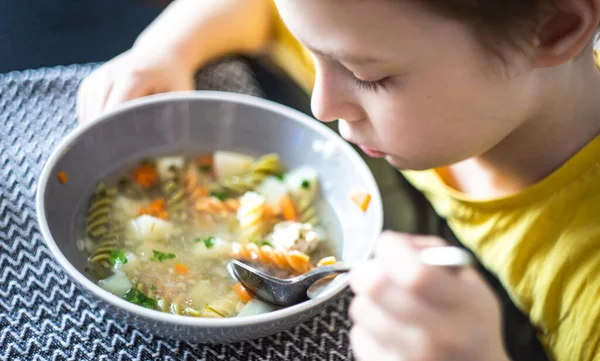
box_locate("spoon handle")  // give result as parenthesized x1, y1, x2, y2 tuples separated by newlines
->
(419, 246, 474, 269)
(306, 246, 473, 284)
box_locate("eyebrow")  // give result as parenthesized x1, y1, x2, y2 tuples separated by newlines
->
(305, 45, 383, 65)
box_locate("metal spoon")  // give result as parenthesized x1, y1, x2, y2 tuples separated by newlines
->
(228, 260, 352, 307)
(228, 246, 474, 307)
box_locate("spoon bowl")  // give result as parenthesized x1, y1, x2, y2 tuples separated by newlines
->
(229, 260, 352, 307)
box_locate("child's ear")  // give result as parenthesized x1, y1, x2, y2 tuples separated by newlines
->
(533, 0, 599, 68)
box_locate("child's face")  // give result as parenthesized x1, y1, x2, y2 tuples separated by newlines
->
(276, 0, 540, 170)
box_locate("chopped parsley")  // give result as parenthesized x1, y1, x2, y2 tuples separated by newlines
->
(151, 285, 157, 291)
(301, 179, 310, 189)
(150, 250, 176, 262)
(199, 164, 212, 173)
(210, 191, 227, 201)
(108, 250, 128, 265)
(275, 173, 286, 181)
(140, 158, 153, 166)
(251, 239, 273, 248)
(123, 287, 156, 309)
(196, 236, 216, 249)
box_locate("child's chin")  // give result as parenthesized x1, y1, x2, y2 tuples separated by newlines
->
(385, 155, 436, 171)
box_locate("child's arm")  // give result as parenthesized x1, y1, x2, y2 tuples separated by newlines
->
(134, 0, 272, 73)
(77, 0, 272, 123)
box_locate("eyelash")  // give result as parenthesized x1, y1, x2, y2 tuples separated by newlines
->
(352, 76, 391, 92)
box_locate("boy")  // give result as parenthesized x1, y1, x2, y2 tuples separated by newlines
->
(77, 1, 600, 360)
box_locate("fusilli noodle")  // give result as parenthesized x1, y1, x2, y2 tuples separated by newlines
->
(294, 195, 318, 226)
(86, 184, 117, 239)
(196, 196, 240, 215)
(87, 184, 124, 268)
(162, 175, 186, 220)
(220, 154, 283, 195)
(231, 242, 314, 275)
(236, 192, 269, 242)
(203, 291, 244, 318)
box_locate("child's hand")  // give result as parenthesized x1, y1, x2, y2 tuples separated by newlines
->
(349, 231, 510, 361)
(77, 49, 195, 123)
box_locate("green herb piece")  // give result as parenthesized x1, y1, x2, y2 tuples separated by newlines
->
(301, 179, 310, 189)
(199, 165, 212, 173)
(140, 158, 153, 166)
(210, 191, 227, 201)
(150, 250, 176, 262)
(275, 173, 286, 181)
(151, 285, 157, 291)
(260, 240, 273, 247)
(196, 236, 216, 249)
(251, 239, 273, 248)
(108, 250, 128, 265)
(123, 287, 156, 309)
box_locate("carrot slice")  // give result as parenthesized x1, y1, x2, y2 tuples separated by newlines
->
(174, 263, 188, 274)
(279, 194, 298, 221)
(133, 164, 158, 188)
(233, 282, 252, 303)
(197, 155, 214, 167)
(350, 186, 371, 212)
(157, 210, 169, 220)
(57, 171, 68, 184)
(149, 198, 165, 213)
(194, 186, 209, 198)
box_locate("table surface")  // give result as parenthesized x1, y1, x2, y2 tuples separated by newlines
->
(0, 61, 363, 361)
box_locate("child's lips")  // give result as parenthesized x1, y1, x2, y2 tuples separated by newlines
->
(359, 145, 387, 158)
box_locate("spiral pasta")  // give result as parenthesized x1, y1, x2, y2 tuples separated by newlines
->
(294, 195, 318, 226)
(87, 184, 125, 268)
(236, 192, 269, 242)
(162, 175, 186, 220)
(86, 184, 117, 239)
(231, 242, 314, 275)
(203, 291, 244, 318)
(220, 154, 283, 195)
(184, 166, 211, 204)
(195, 196, 240, 215)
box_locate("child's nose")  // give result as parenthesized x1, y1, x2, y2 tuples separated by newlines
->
(311, 70, 364, 124)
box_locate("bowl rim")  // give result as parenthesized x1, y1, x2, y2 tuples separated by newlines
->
(36, 90, 383, 328)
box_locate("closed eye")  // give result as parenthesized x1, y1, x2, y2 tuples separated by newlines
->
(352, 76, 392, 92)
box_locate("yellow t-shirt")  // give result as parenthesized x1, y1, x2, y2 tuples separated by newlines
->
(269, 5, 600, 361)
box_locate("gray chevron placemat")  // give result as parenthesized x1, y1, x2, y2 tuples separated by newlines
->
(0, 62, 353, 360)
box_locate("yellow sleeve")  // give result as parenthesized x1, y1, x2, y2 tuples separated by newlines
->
(267, 1, 316, 94)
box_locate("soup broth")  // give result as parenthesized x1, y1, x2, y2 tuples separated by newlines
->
(77, 151, 338, 317)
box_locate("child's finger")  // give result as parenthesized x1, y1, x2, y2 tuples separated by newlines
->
(88, 76, 113, 122)
(350, 325, 402, 361)
(103, 78, 148, 113)
(374, 232, 471, 308)
(349, 293, 429, 349)
(77, 69, 112, 123)
(348, 260, 386, 295)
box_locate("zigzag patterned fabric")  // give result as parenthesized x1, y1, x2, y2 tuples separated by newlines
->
(0, 62, 354, 360)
